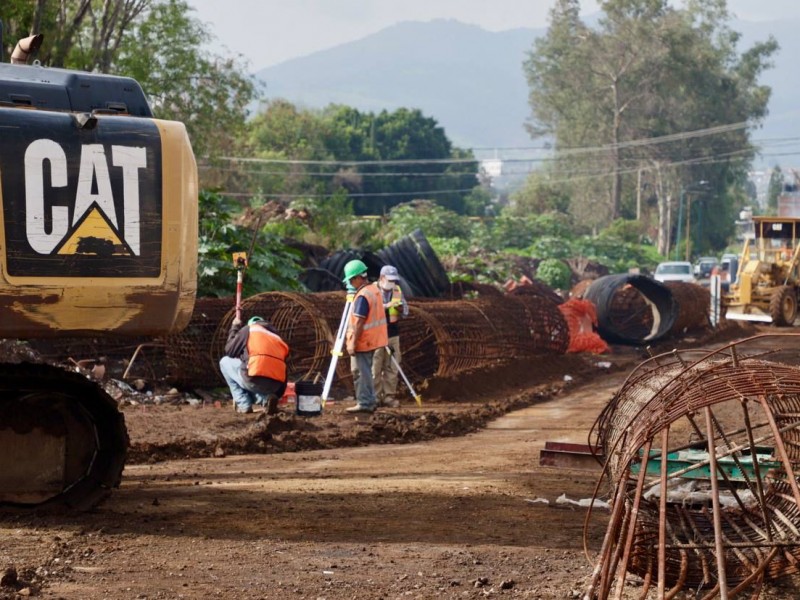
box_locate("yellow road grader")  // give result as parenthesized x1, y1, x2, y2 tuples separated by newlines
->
(723, 216, 800, 326)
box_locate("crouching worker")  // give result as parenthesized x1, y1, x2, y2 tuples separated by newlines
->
(219, 316, 289, 414)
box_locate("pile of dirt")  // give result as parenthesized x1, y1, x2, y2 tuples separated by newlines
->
(125, 352, 609, 464)
(2, 318, 759, 469)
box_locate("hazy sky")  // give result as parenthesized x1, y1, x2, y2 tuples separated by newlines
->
(185, 0, 797, 71)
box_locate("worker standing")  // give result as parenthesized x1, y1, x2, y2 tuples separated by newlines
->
(342, 259, 388, 414)
(372, 265, 408, 408)
(219, 316, 289, 414)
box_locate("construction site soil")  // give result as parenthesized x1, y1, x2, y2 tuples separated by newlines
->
(4, 321, 800, 599)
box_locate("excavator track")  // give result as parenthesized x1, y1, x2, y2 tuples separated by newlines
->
(0, 362, 128, 510)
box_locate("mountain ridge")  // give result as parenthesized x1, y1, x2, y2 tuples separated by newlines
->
(255, 18, 798, 164)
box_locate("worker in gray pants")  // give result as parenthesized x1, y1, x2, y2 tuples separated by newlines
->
(371, 265, 408, 408)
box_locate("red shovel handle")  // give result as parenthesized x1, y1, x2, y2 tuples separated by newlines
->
(235, 269, 244, 322)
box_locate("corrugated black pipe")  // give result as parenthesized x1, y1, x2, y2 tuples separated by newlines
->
(584, 274, 677, 345)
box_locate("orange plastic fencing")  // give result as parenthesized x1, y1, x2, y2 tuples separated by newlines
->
(558, 298, 610, 354)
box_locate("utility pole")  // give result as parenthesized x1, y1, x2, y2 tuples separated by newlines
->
(665, 194, 671, 258)
(637, 168, 642, 221)
(680, 181, 709, 262)
(686, 193, 693, 261)
(675, 190, 685, 261)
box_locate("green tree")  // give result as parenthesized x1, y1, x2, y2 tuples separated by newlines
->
(241, 99, 335, 200)
(2, 0, 149, 71)
(506, 173, 571, 216)
(115, 0, 257, 165)
(2, 0, 256, 170)
(523, 0, 776, 248)
(767, 166, 784, 213)
(321, 106, 480, 215)
(244, 103, 482, 215)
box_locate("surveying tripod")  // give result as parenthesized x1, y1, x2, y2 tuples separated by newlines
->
(321, 289, 355, 405)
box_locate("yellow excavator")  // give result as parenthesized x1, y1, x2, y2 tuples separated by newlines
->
(723, 216, 800, 326)
(0, 32, 197, 508)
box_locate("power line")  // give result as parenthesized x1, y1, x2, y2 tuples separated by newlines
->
(198, 165, 480, 178)
(209, 123, 767, 173)
(194, 121, 800, 195)
(218, 156, 480, 166)
(215, 188, 479, 199)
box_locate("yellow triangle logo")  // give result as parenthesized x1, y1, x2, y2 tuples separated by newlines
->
(58, 207, 128, 255)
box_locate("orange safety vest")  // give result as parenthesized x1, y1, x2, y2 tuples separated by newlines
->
(246, 324, 289, 382)
(349, 284, 388, 352)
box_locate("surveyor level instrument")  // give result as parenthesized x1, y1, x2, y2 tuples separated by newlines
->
(232, 252, 248, 323)
(230, 213, 264, 323)
(386, 346, 423, 406)
(321, 290, 355, 405)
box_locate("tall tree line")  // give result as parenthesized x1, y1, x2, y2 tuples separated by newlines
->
(228, 101, 483, 216)
(523, 0, 777, 256)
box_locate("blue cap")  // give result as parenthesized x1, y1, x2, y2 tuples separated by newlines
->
(380, 265, 400, 281)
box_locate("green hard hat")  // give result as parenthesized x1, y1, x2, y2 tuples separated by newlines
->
(342, 259, 368, 283)
(247, 316, 265, 326)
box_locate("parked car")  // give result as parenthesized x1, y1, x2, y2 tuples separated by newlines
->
(654, 261, 696, 283)
(693, 256, 718, 279)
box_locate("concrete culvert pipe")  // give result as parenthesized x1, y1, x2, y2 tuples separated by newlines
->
(583, 274, 677, 345)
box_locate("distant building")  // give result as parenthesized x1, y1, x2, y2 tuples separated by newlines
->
(481, 159, 502, 178)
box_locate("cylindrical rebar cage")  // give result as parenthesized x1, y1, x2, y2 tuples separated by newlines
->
(587, 334, 800, 598)
(162, 291, 572, 393)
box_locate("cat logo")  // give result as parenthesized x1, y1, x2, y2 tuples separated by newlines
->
(1, 114, 163, 278)
(26, 140, 146, 257)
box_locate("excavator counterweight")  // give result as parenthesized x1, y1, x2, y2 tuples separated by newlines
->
(0, 46, 197, 509)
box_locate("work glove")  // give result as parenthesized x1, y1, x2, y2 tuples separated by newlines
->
(232, 317, 242, 327)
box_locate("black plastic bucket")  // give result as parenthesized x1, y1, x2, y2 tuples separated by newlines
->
(295, 380, 323, 416)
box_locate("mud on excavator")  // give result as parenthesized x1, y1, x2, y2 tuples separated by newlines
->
(723, 216, 800, 326)
(0, 31, 197, 509)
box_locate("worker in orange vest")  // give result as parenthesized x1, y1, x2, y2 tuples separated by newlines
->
(220, 315, 289, 414)
(342, 259, 388, 414)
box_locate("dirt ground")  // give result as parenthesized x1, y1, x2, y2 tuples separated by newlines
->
(5, 322, 800, 599)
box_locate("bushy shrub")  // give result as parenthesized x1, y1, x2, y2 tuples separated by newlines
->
(573, 236, 660, 274)
(598, 218, 647, 244)
(198, 189, 304, 297)
(386, 200, 471, 242)
(536, 258, 571, 290)
(279, 190, 382, 250)
(525, 236, 575, 259)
